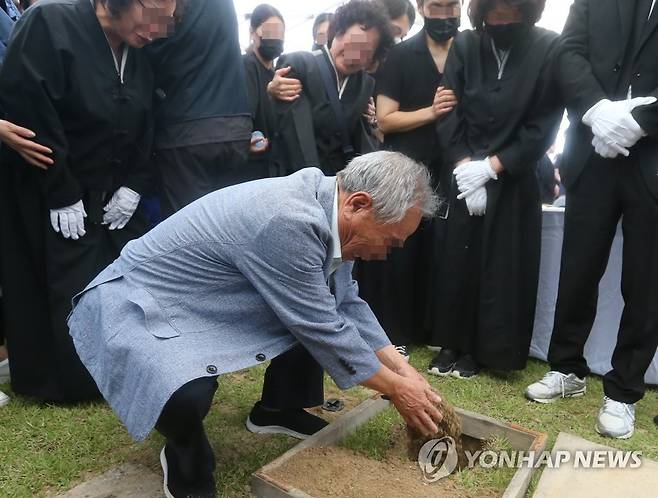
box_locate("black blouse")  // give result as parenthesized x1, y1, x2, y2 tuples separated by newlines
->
(376, 30, 444, 164)
(243, 51, 276, 161)
(438, 27, 563, 177)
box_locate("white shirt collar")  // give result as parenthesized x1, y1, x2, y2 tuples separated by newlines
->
(329, 181, 342, 275)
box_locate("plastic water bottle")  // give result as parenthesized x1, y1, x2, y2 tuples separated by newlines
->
(251, 131, 267, 151)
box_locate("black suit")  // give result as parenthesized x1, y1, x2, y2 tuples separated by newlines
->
(548, 0, 658, 403)
(557, 0, 658, 197)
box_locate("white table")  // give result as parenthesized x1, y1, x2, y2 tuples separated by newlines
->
(530, 207, 658, 385)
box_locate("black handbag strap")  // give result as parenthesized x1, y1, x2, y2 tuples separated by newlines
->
(314, 51, 355, 157)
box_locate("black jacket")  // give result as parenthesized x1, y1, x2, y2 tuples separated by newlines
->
(0, 0, 154, 209)
(557, 0, 658, 198)
(438, 27, 562, 177)
(272, 48, 375, 175)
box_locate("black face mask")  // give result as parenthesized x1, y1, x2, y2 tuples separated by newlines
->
(258, 39, 284, 61)
(424, 17, 461, 43)
(485, 22, 528, 50)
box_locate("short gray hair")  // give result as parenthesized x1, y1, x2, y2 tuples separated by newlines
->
(336, 151, 439, 223)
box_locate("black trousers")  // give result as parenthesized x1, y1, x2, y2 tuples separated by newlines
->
(155, 140, 251, 219)
(548, 154, 658, 403)
(155, 344, 324, 483)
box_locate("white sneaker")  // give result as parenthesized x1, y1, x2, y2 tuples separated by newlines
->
(596, 396, 635, 439)
(524, 371, 586, 403)
(0, 359, 9, 384)
(0, 390, 9, 407)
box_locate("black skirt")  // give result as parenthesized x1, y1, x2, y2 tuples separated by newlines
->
(429, 170, 542, 371)
(0, 166, 148, 402)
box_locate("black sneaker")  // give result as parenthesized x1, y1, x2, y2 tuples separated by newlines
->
(245, 401, 329, 439)
(452, 354, 480, 379)
(160, 446, 216, 498)
(428, 348, 459, 377)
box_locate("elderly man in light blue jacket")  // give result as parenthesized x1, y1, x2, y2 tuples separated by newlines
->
(68, 151, 443, 498)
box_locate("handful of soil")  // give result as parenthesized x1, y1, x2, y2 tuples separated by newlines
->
(406, 397, 462, 461)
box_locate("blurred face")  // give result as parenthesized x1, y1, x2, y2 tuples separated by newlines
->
(338, 191, 423, 261)
(390, 14, 411, 41)
(251, 16, 285, 50)
(107, 0, 176, 48)
(315, 20, 331, 45)
(419, 0, 461, 19)
(485, 1, 523, 25)
(330, 24, 381, 76)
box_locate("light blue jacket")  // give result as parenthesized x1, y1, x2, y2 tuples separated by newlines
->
(0, 9, 14, 65)
(68, 168, 390, 441)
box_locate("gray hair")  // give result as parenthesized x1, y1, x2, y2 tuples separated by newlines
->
(336, 151, 440, 223)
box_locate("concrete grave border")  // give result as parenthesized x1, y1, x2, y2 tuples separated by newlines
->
(251, 394, 548, 498)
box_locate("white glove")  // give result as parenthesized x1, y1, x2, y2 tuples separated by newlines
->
(463, 185, 487, 216)
(102, 186, 140, 230)
(50, 200, 87, 240)
(582, 97, 656, 150)
(592, 134, 628, 159)
(454, 158, 497, 199)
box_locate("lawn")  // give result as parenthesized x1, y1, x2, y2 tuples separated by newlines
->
(0, 348, 656, 497)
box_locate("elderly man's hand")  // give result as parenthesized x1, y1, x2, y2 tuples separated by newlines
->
(390, 375, 443, 437)
(0, 119, 54, 169)
(267, 66, 302, 102)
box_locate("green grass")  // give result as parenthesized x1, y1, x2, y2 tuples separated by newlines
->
(339, 404, 517, 494)
(340, 408, 403, 461)
(0, 349, 656, 497)
(410, 347, 658, 495)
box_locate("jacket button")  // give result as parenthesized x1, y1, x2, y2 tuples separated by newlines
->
(206, 365, 217, 374)
(635, 72, 641, 78)
(613, 64, 620, 73)
(256, 353, 266, 362)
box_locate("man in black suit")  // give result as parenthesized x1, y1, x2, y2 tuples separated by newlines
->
(525, 0, 658, 440)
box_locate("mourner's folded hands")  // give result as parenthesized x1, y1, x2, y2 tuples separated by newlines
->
(102, 187, 141, 230)
(0, 119, 54, 170)
(463, 185, 487, 216)
(454, 158, 498, 197)
(49, 200, 87, 240)
(582, 97, 656, 151)
(432, 86, 458, 119)
(267, 66, 302, 102)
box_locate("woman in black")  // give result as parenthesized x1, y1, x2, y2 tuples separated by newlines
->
(428, 0, 563, 378)
(271, 0, 394, 175)
(243, 4, 285, 180)
(0, 0, 175, 402)
(354, 0, 461, 358)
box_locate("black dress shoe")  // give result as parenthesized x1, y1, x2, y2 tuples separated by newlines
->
(245, 401, 329, 439)
(451, 354, 480, 379)
(160, 446, 216, 498)
(428, 348, 460, 376)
